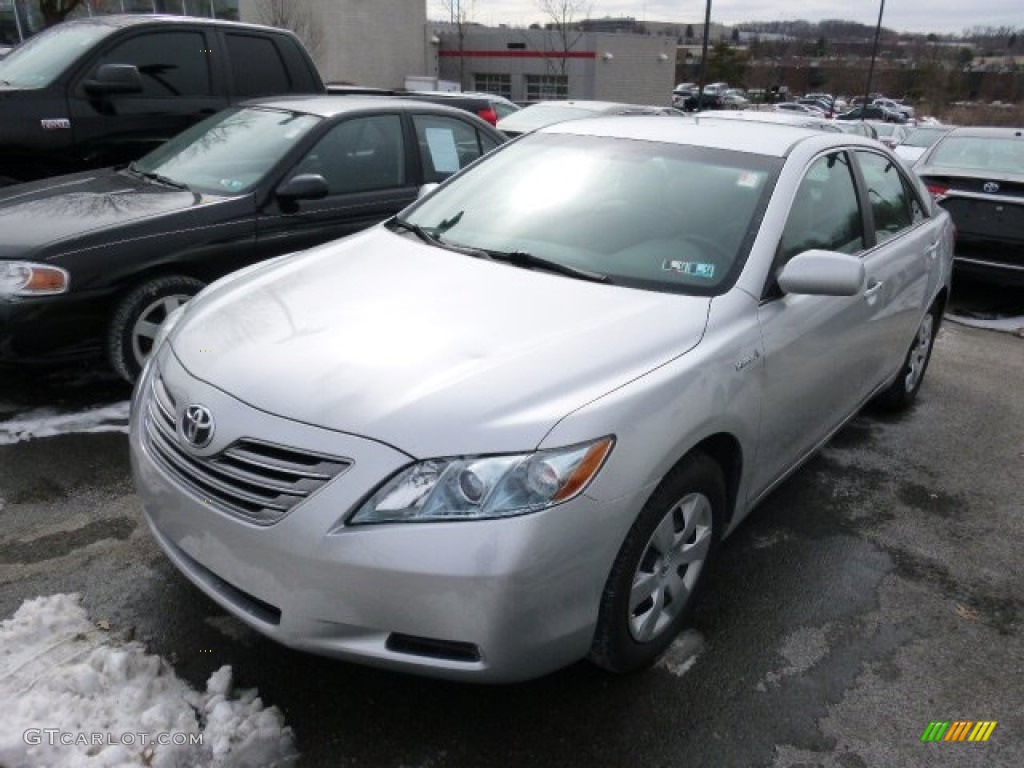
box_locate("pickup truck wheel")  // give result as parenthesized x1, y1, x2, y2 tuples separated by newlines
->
(874, 305, 938, 411)
(590, 452, 724, 673)
(108, 276, 204, 383)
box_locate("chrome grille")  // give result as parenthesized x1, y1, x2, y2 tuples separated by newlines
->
(143, 373, 351, 525)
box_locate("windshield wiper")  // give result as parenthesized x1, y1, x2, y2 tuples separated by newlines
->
(390, 218, 494, 260)
(391, 217, 441, 245)
(128, 162, 188, 190)
(483, 249, 609, 283)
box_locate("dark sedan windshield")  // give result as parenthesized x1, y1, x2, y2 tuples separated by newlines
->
(131, 107, 321, 194)
(404, 132, 781, 295)
(926, 136, 1024, 174)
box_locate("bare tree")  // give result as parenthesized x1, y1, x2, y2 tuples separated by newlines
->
(254, 0, 324, 67)
(441, 0, 476, 87)
(39, 0, 84, 27)
(537, 0, 594, 79)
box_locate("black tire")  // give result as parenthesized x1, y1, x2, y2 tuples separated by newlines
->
(107, 276, 204, 383)
(873, 304, 939, 411)
(590, 452, 725, 673)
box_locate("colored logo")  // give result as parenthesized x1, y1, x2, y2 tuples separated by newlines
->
(921, 721, 997, 742)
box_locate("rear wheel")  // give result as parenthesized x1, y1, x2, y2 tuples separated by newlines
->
(874, 305, 939, 411)
(107, 276, 204, 383)
(590, 452, 725, 673)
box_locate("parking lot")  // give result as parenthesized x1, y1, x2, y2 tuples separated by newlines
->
(1, 282, 1021, 767)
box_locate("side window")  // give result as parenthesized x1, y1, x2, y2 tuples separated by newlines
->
(294, 115, 405, 195)
(224, 33, 290, 97)
(855, 150, 915, 241)
(412, 115, 485, 182)
(779, 152, 864, 265)
(97, 31, 211, 97)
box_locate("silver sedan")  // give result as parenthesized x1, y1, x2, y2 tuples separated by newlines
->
(130, 117, 954, 682)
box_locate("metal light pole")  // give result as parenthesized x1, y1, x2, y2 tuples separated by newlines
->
(861, 0, 886, 119)
(697, 0, 712, 108)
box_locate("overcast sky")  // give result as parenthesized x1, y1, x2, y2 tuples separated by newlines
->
(427, 1, 1022, 36)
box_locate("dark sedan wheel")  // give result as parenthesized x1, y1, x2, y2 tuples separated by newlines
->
(590, 452, 725, 673)
(874, 305, 939, 411)
(108, 276, 204, 383)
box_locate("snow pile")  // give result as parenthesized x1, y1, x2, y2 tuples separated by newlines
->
(0, 594, 297, 768)
(0, 402, 130, 445)
(946, 311, 1024, 335)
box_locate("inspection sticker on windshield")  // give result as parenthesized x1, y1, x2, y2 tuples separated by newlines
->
(736, 171, 762, 188)
(663, 260, 715, 278)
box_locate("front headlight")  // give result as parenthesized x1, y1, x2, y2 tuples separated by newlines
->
(0, 261, 69, 298)
(350, 436, 614, 524)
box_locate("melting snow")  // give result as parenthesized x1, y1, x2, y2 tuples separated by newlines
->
(946, 312, 1024, 335)
(0, 402, 130, 445)
(0, 594, 297, 768)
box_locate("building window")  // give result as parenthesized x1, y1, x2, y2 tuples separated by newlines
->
(525, 74, 568, 101)
(473, 73, 511, 99)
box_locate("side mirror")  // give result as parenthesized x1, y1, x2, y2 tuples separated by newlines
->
(84, 63, 143, 95)
(276, 173, 329, 201)
(777, 249, 865, 297)
(417, 182, 439, 199)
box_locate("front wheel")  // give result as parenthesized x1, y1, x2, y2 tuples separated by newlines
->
(874, 305, 939, 411)
(107, 276, 204, 383)
(590, 452, 725, 673)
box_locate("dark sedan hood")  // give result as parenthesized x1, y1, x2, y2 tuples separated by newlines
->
(0, 170, 209, 258)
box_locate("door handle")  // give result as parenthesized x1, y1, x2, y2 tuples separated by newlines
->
(925, 242, 940, 259)
(864, 279, 884, 301)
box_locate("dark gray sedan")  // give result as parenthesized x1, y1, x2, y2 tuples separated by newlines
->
(915, 126, 1024, 285)
(0, 96, 504, 380)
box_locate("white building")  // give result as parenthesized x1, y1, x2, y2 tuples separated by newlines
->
(435, 26, 675, 105)
(238, 0, 428, 88)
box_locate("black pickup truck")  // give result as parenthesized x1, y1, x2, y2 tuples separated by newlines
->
(0, 14, 323, 185)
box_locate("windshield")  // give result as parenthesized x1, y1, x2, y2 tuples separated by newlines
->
(131, 107, 322, 194)
(927, 136, 1024, 174)
(0, 21, 114, 88)
(402, 132, 781, 295)
(902, 127, 949, 148)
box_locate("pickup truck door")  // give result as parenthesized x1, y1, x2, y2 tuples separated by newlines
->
(256, 113, 419, 255)
(68, 28, 226, 169)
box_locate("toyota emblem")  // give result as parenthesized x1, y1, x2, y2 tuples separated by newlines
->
(180, 404, 215, 449)
(983, 181, 1000, 194)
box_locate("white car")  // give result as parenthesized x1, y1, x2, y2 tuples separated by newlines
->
(131, 117, 953, 682)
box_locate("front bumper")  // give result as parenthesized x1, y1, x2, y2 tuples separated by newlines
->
(0, 292, 110, 365)
(130, 348, 637, 682)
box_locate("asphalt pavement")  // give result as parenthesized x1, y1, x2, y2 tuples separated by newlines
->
(1, 288, 1021, 768)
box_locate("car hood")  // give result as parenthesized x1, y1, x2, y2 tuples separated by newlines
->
(0, 170, 207, 257)
(170, 227, 711, 457)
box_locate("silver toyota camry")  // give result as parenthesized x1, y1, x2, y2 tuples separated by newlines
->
(130, 116, 954, 682)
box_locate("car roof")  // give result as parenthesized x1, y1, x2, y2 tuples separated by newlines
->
(56, 13, 285, 34)
(942, 126, 1024, 139)
(695, 110, 842, 133)
(238, 94, 497, 121)
(541, 114, 873, 157)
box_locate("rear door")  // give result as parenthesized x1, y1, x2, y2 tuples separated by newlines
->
(851, 148, 940, 395)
